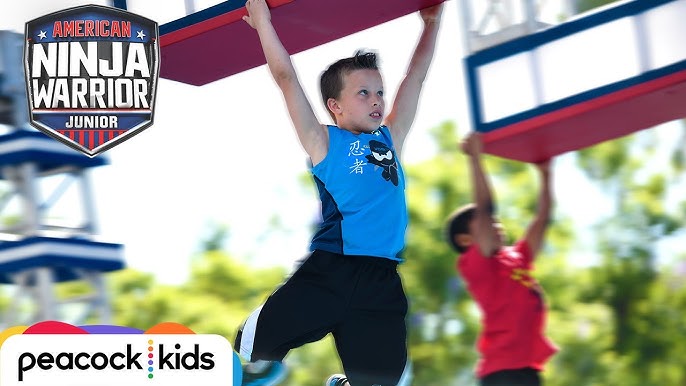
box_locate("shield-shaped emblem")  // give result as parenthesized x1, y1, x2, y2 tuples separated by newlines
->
(24, 5, 159, 157)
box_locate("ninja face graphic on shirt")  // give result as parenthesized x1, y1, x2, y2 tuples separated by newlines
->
(366, 140, 399, 186)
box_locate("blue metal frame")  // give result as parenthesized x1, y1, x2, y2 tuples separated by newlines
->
(464, 0, 684, 133)
(0, 130, 107, 175)
(472, 59, 686, 133)
(0, 236, 124, 283)
(160, 0, 247, 35)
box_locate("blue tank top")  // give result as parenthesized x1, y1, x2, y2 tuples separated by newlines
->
(310, 125, 408, 261)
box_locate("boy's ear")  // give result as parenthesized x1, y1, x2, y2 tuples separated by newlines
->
(327, 98, 342, 115)
(455, 234, 472, 248)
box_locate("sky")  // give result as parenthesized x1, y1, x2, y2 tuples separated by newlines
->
(0, 0, 683, 285)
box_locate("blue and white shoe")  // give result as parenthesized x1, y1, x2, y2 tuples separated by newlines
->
(325, 374, 349, 386)
(241, 361, 287, 386)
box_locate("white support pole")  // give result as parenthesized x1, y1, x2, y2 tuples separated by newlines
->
(35, 267, 56, 321)
(458, 0, 476, 54)
(91, 273, 112, 324)
(17, 163, 41, 235)
(4, 271, 29, 326)
(501, 0, 515, 27)
(632, 12, 651, 74)
(523, 0, 538, 34)
(184, 0, 196, 15)
(78, 169, 99, 234)
(459, 0, 549, 54)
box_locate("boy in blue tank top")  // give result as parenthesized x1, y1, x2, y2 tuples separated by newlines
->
(235, 1, 443, 385)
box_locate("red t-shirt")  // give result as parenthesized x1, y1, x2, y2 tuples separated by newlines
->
(457, 240, 558, 378)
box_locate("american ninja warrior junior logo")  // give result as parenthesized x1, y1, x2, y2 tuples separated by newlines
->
(24, 5, 159, 157)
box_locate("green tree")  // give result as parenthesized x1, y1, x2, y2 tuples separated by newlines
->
(575, 0, 621, 13)
(561, 124, 686, 385)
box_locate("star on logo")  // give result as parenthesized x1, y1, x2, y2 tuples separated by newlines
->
(38, 30, 47, 40)
(136, 30, 146, 40)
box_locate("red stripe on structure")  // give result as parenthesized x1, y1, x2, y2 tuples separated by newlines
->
(482, 69, 686, 163)
(484, 69, 686, 143)
(160, 0, 293, 46)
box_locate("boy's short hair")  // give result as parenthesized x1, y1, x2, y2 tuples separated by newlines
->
(320, 50, 380, 121)
(445, 203, 476, 254)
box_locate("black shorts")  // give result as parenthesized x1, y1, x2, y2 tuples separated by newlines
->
(481, 367, 542, 386)
(235, 249, 410, 386)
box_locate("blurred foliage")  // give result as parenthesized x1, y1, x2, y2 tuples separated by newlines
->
(1, 118, 685, 385)
(575, 0, 621, 13)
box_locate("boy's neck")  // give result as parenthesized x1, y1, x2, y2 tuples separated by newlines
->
(334, 122, 381, 135)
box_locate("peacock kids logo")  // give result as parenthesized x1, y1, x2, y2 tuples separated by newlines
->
(0, 321, 243, 386)
(23, 5, 160, 157)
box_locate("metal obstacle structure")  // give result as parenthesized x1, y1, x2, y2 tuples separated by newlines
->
(0, 30, 124, 328)
(114, 0, 446, 86)
(458, 0, 686, 162)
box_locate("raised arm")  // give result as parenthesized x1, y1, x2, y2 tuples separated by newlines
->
(461, 132, 500, 257)
(523, 159, 553, 257)
(243, 0, 328, 164)
(384, 2, 443, 156)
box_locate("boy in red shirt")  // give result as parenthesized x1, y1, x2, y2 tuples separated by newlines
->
(445, 132, 558, 386)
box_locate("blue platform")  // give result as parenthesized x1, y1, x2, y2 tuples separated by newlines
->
(0, 129, 107, 175)
(0, 236, 124, 284)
